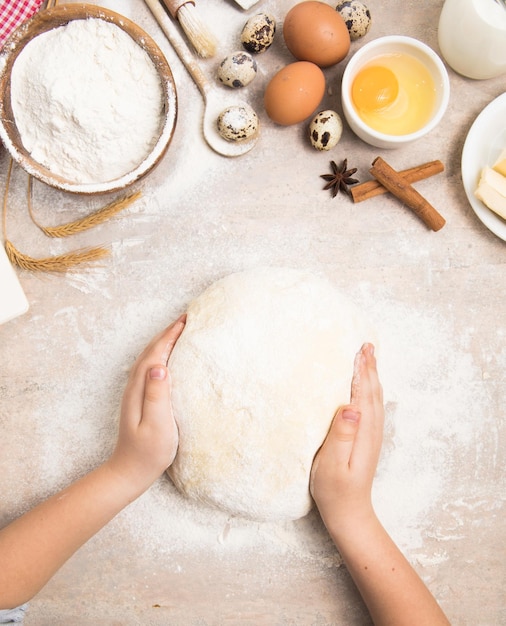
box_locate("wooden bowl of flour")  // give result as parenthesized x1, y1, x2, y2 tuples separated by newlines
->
(0, 4, 177, 194)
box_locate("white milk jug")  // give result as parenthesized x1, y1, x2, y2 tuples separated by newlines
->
(438, 0, 506, 79)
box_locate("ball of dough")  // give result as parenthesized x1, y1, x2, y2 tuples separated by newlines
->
(168, 267, 374, 521)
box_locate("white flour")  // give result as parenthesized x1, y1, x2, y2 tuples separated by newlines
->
(10, 18, 164, 184)
(89, 290, 488, 564)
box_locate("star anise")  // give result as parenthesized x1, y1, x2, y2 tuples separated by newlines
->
(320, 159, 359, 197)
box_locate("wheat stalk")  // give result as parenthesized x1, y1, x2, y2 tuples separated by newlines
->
(27, 177, 141, 238)
(5, 240, 110, 273)
(3, 159, 142, 273)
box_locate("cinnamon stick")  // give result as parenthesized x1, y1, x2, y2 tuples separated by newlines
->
(369, 157, 446, 231)
(351, 160, 445, 203)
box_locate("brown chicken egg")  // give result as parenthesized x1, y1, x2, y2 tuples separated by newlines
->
(264, 61, 325, 125)
(283, 1, 351, 68)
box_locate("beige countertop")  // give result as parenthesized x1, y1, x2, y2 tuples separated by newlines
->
(1, 0, 505, 624)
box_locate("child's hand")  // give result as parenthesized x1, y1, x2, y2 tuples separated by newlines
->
(107, 315, 186, 495)
(310, 343, 384, 531)
(310, 345, 451, 624)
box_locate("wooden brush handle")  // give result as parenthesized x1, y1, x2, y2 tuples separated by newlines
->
(162, 0, 194, 18)
(144, 0, 210, 97)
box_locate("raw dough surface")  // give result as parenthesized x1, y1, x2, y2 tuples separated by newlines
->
(168, 267, 374, 521)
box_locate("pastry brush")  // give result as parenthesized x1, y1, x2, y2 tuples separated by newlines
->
(162, 0, 217, 58)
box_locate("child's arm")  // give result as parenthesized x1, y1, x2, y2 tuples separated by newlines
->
(311, 344, 450, 626)
(0, 315, 186, 610)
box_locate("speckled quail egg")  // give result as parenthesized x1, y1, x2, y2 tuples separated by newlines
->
(241, 13, 276, 54)
(336, 0, 371, 41)
(308, 110, 343, 150)
(217, 51, 257, 88)
(217, 104, 259, 142)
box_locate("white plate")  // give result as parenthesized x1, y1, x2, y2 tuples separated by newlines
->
(461, 92, 506, 241)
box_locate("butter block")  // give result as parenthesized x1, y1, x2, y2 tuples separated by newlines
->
(475, 166, 506, 220)
(492, 147, 506, 177)
(0, 244, 29, 324)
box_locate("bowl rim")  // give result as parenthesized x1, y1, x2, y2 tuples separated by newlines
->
(0, 3, 178, 195)
(341, 34, 450, 145)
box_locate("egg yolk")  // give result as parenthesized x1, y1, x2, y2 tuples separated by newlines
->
(352, 66, 399, 113)
(349, 53, 436, 135)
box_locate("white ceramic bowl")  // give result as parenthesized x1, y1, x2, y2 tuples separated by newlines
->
(341, 35, 450, 149)
(0, 3, 178, 194)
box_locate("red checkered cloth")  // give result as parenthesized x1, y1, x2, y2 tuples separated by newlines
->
(0, 0, 45, 49)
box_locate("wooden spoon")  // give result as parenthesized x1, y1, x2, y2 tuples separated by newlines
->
(144, 0, 259, 157)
